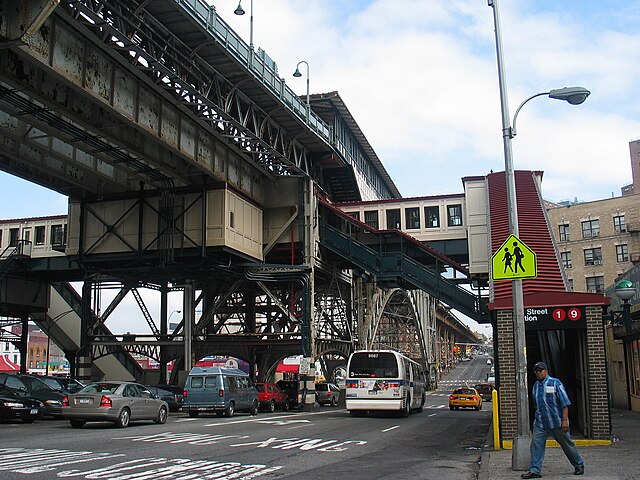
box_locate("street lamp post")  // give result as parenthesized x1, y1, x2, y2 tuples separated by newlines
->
(293, 61, 310, 123)
(488, 0, 590, 470)
(168, 309, 181, 325)
(234, 0, 254, 49)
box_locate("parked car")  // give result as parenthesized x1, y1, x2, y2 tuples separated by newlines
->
(145, 385, 183, 412)
(0, 373, 66, 418)
(449, 387, 482, 411)
(41, 376, 85, 395)
(62, 381, 169, 428)
(182, 367, 258, 418)
(460, 356, 471, 362)
(473, 383, 495, 402)
(255, 382, 289, 412)
(315, 382, 340, 406)
(0, 384, 44, 423)
(486, 375, 496, 385)
(276, 380, 300, 408)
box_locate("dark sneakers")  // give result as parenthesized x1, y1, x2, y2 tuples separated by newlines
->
(521, 473, 542, 479)
(575, 465, 585, 475)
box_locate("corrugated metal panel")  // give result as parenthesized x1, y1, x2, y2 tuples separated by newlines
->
(488, 171, 565, 302)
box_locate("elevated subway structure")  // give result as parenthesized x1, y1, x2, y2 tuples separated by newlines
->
(0, 0, 484, 400)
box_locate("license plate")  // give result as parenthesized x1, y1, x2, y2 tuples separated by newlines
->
(367, 390, 377, 395)
(30, 409, 38, 414)
(78, 398, 91, 404)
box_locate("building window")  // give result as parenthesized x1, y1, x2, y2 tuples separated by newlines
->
(567, 278, 574, 291)
(36, 349, 40, 358)
(347, 212, 360, 221)
(616, 244, 629, 262)
(560, 251, 572, 269)
(9, 228, 19, 247)
(35, 226, 46, 245)
(364, 210, 379, 229)
(386, 209, 401, 229)
(424, 206, 439, 228)
(447, 204, 462, 227)
(586, 276, 604, 293)
(581, 219, 600, 239)
(405, 207, 420, 229)
(584, 247, 603, 266)
(614, 215, 626, 234)
(559, 224, 570, 242)
(51, 224, 66, 247)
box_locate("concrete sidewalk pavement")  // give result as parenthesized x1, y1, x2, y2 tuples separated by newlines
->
(479, 409, 640, 480)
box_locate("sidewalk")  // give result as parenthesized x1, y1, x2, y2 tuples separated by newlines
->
(479, 409, 640, 479)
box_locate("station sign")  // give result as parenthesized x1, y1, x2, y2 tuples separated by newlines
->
(524, 306, 586, 330)
(491, 234, 537, 281)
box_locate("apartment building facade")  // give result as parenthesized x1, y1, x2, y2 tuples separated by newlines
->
(547, 194, 640, 294)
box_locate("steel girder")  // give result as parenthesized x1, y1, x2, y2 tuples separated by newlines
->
(61, 0, 313, 179)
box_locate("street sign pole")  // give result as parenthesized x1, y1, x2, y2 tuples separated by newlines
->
(489, 0, 531, 469)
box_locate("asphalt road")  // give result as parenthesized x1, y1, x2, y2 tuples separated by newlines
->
(0, 357, 493, 480)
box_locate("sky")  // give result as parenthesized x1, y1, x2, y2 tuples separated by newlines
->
(5, 0, 640, 338)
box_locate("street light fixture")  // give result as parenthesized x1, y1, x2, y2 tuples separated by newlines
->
(293, 61, 310, 123)
(234, 0, 254, 49)
(511, 87, 590, 137)
(487, 0, 590, 470)
(168, 309, 182, 324)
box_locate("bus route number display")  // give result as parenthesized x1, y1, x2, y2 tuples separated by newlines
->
(524, 306, 586, 330)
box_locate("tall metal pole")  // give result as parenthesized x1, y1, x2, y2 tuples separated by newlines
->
(488, 0, 531, 470)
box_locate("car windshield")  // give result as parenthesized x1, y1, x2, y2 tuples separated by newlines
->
(41, 377, 63, 391)
(315, 384, 329, 391)
(21, 376, 52, 392)
(255, 384, 265, 392)
(79, 383, 120, 394)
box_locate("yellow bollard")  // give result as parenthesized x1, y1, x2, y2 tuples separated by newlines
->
(492, 387, 500, 451)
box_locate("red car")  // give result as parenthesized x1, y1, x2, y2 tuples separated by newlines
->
(255, 383, 289, 412)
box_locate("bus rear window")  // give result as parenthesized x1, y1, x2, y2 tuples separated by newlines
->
(349, 353, 398, 378)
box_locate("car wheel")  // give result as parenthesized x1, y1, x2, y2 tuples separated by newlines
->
(154, 406, 168, 424)
(70, 419, 85, 428)
(116, 408, 130, 428)
(250, 400, 259, 416)
(188, 410, 199, 418)
(449, 406, 454, 410)
(282, 401, 289, 411)
(224, 401, 235, 417)
(267, 400, 275, 413)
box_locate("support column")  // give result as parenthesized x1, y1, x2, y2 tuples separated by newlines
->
(76, 281, 93, 383)
(19, 316, 28, 374)
(183, 282, 195, 374)
(159, 285, 168, 384)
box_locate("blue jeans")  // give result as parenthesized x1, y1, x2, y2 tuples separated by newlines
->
(528, 424, 584, 474)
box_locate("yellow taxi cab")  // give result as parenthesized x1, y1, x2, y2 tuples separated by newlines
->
(449, 387, 482, 411)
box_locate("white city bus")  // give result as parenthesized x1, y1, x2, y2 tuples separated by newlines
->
(345, 350, 426, 416)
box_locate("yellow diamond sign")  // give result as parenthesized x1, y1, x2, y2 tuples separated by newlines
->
(491, 234, 537, 281)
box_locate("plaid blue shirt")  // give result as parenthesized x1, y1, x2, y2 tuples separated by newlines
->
(532, 375, 571, 429)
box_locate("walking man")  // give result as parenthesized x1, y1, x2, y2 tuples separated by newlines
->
(521, 361, 585, 478)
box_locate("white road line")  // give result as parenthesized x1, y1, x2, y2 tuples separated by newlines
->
(428, 413, 437, 417)
(203, 408, 343, 427)
(382, 425, 400, 432)
(173, 418, 199, 422)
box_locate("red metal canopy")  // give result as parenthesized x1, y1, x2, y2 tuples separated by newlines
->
(0, 354, 20, 372)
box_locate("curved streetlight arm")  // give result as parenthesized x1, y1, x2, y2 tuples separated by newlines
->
(510, 92, 549, 138)
(293, 61, 310, 122)
(511, 87, 590, 138)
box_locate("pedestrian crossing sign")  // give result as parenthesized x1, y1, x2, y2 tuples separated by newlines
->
(491, 234, 537, 281)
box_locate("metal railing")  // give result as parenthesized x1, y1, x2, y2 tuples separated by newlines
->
(174, 0, 331, 141)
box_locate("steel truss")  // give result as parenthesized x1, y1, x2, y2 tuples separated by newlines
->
(62, 0, 313, 179)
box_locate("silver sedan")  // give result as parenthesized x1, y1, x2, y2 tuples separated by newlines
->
(62, 381, 168, 428)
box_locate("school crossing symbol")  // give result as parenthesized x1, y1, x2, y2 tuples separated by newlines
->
(491, 234, 537, 280)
